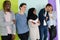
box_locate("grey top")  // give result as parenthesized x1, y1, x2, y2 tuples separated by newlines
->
(0, 10, 16, 36)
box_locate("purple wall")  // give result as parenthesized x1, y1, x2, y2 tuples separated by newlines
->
(48, 0, 56, 11)
(48, 0, 58, 40)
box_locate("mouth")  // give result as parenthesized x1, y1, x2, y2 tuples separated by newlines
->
(7, 6, 10, 9)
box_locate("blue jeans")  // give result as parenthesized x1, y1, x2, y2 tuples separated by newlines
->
(39, 25, 48, 40)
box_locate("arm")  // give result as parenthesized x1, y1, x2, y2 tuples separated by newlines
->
(0, 12, 6, 27)
(29, 19, 36, 24)
(53, 11, 57, 26)
(12, 13, 16, 35)
(53, 11, 57, 20)
(46, 12, 49, 21)
(30, 19, 40, 26)
(11, 13, 16, 40)
(37, 19, 40, 25)
(39, 9, 46, 21)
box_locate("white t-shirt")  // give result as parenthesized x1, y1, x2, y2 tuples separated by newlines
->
(43, 12, 47, 26)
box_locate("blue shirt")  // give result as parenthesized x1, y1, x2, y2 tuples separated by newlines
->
(16, 13, 29, 34)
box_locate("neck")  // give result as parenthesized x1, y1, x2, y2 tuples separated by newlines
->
(19, 10, 24, 15)
(4, 9, 10, 12)
(49, 11, 52, 14)
(4, 9, 11, 14)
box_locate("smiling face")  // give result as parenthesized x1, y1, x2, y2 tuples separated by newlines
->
(20, 5, 26, 12)
(45, 4, 53, 12)
(45, 6, 50, 12)
(49, 6, 53, 11)
(3, 1, 11, 11)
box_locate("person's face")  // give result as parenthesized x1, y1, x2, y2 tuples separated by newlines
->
(33, 9, 36, 15)
(45, 6, 50, 12)
(20, 5, 26, 12)
(4, 2, 11, 11)
(49, 6, 53, 11)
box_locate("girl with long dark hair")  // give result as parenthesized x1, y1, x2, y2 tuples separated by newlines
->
(27, 8, 40, 40)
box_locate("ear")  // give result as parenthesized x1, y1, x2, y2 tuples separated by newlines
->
(19, 7, 21, 10)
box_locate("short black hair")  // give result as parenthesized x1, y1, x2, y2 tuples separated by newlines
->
(19, 3, 26, 8)
(46, 3, 52, 7)
(3, 0, 11, 8)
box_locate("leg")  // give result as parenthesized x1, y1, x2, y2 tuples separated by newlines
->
(49, 28, 53, 40)
(39, 27, 44, 40)
(18, 31, 29, 40)
(8, 34, 12, 40)
(44, 26, 47, 40)
(51, 26, 57, 39)
(18, 34, 23, 40)
(24, 32, 29, 40)
(1, 36, 8, 40)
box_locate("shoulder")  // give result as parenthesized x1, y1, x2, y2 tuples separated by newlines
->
(39, 8, 45, 14)
(53, 11, 56, 13)
(0, 10, 4, 14)
(15, 12, 19, 16)
(40, 8, 45, 12)
(11, 11, 15, 15)
(15, 13, 20, 18)
(0, 10, 4, 16)
(29, 18, 38, 23)
(28, 19, 33, 21)
(52, 11, 56, 15)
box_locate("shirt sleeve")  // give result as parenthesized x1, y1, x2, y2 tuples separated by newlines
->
(53, 11, 57, 20)
(11, 12, 16, 35)
(12, 24, 16, 35)
(12, 13, 15, 20)
(0, 11, 6, 27)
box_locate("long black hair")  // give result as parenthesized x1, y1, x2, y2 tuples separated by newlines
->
(27, 8, 37, 22)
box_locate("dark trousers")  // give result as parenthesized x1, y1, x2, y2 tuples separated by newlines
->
(39, 25, 47, 40)
(49, 25, 56, 40)
(18, 31, 29, 40)
(1, 34, 12, 40)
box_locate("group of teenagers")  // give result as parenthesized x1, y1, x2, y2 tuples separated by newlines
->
(0, 0, 57, 40)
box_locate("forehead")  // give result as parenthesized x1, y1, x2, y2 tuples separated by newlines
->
(5, 2, 11, 5)
(46, 6, 50, 7)
(22, 5, 26, 7)
(47, 6, 52, 7)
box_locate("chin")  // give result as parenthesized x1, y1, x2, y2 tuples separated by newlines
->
(7, 9, 10, 11)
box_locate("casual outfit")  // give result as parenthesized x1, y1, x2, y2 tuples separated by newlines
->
(28, 18, 40, 40)
(15, 12, 29, 40)
(0, 10, 16, 40)
(47, 11, 57, 40)
(27, 8, 40, 40)
(39, 8, 49, 40)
